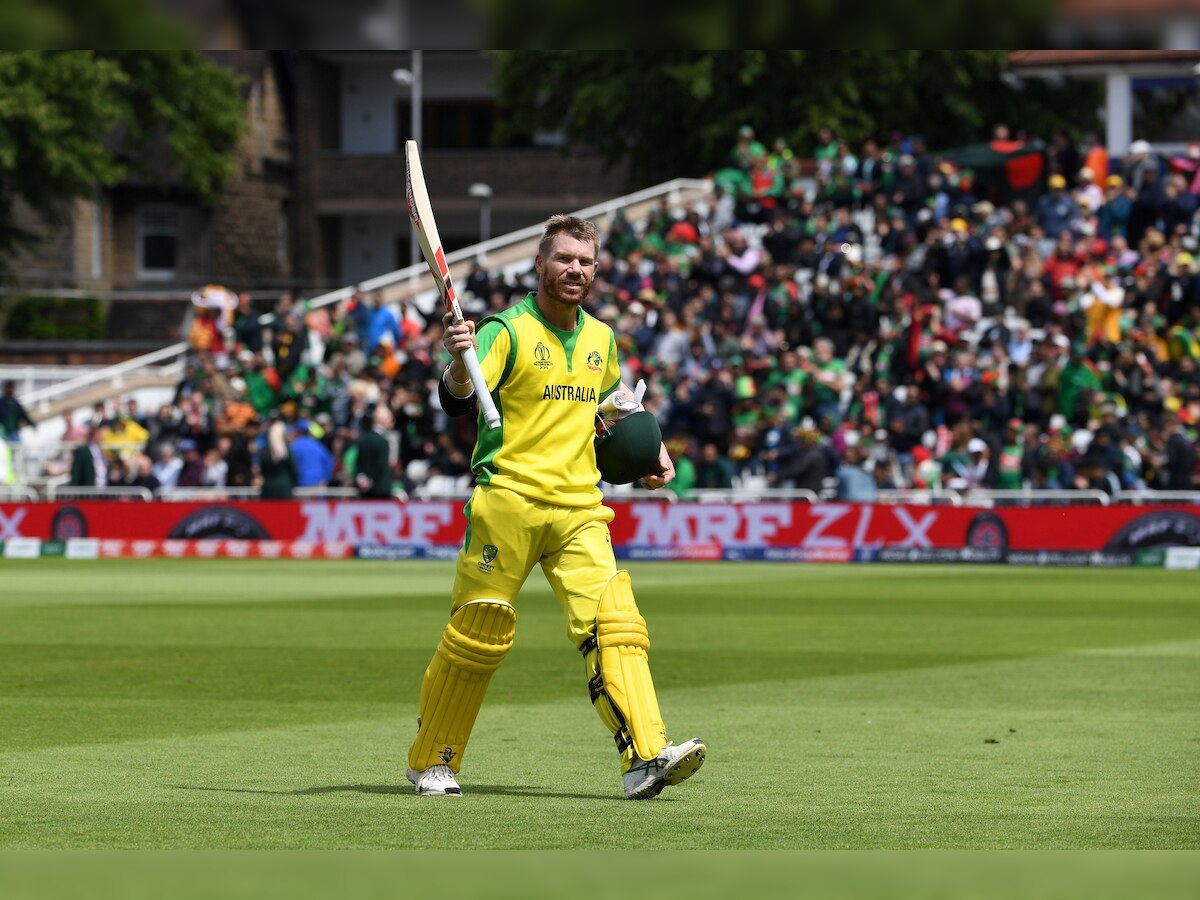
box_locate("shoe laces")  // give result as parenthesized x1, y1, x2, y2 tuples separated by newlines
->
(426, 764, 456, 781)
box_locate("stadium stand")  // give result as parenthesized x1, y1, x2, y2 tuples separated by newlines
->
(3, 129, 1198, 505)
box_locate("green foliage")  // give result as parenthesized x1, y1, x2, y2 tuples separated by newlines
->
(479, 0, 1056, 49)
(0, 0, 193, 49)
(0, 49, 245, 276)
(493, 51, 1101, 183)
(3, 295, 105, 340)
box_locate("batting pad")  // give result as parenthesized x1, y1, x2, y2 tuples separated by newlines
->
(583, 570, 668, 769)
(408, 599, 516, 774)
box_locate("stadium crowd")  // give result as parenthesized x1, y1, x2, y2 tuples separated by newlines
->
(30, 123, 1200, 500)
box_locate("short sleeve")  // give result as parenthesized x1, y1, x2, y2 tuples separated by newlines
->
(599, 330, 621, 400)
(474, 320, 511, 391)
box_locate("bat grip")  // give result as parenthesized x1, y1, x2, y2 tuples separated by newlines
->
(461, 345, 501, 429)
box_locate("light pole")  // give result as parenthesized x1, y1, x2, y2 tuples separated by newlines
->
(468, 182, 493, 246)
(393, 51, 423, 267)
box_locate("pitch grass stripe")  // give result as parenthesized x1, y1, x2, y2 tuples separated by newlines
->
(1, 850, 1198, 900)
(0, 561, 1197, 848)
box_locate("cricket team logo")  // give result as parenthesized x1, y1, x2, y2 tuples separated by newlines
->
(479, 543, 499, 573)
(534, 342, 553, 370)
(439, 746, 456, 764)
(586, 350, 603, 372)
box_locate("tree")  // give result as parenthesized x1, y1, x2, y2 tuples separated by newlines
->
(0, 50, 245, 274)
(493, 51, 1101, 184)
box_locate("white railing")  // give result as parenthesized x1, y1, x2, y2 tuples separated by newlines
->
(1114, 490, 1200, 505)
(21, 348, 185, 411)
(45, 485, 154, 501)
(0, 366, 107, 397)
(964, 488, 1111, 507)
(4, 484, 1199, 505)
(0, 485, 39, 501)
(14, 177, 712, 412)
(876, 489, 964, 506)
(158, 486, 362, 501)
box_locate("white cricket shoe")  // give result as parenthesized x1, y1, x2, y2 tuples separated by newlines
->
(622, 738, 706, 800)
(406, 764, 463, 797)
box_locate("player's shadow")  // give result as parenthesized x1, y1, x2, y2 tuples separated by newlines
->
(174, 784, 619, 801)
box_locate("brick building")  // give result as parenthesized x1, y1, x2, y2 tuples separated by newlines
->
(7, 50, 634, 302)
(8, 51, 294, 298)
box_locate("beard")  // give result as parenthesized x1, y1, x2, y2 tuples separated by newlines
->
(541, 269, 591, 307)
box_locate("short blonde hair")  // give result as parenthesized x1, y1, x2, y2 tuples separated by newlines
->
(538, 214, 600, 259)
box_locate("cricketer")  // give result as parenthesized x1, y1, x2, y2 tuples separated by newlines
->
(406, 215, 706, 799)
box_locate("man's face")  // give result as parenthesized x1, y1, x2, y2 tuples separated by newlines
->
(537, 234, 597, 307)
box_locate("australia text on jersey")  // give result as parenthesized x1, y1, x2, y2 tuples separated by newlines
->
(541, 385, 598, 403)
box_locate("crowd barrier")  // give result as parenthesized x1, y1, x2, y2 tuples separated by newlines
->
(1, 498, 1198, 568)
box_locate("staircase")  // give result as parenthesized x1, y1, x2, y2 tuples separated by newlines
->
(15, 177, 712, 423)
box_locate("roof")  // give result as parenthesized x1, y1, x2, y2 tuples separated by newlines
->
(1009, 50, 1200, 69)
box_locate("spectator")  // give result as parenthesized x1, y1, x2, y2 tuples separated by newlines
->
(355, 404, 395, 498)
(260, 419, 298, 499)
(367, 291, 403, 355)
(176, 439, 206, 487)
(1164, 410, 1197, 489)
(152, 444, 183, 491)
(694, 442, 735, 489)
(1037, 174, 1078, 238)
(130, 454, 161, 495)
(835, 443, 877, 501)
(233, 292, 264, 353)
(0, 381, 34, 442)
(70, 426, 107, 487)
(289, 420, 334, 487)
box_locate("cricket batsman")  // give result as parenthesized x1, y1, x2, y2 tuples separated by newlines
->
(406, 215, 706, 799)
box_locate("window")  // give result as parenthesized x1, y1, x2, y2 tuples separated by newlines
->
(396, 100, 498, 149)
(1132, 76, 1200, 145)
(136, 204, 179, 281)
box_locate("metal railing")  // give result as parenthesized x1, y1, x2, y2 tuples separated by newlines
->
(876, 489, 965, 507)
(0, 485, 39, 501)
(1114, 490, 1200, 505)
(3, 484, 1199, 505)
(45, 485, 154, 501)
(0, 365, 107, 398)
(15, 177, 712, 413)
(159, 486, 362, 501)
(963, 488, 1111, 507)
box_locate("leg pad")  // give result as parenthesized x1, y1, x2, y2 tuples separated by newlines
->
(408, 599, 515, 774)
(581, 571, 668, 770)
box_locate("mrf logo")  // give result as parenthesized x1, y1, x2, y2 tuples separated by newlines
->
(479, 543, 499, 573)
(586, 350, 603, 372)
(533, 342, 553, 370)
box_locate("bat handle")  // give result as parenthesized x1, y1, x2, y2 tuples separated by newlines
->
(449, 297, 465, 325)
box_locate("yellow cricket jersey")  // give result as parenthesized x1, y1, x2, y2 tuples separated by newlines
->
(471, 292, 621, 507)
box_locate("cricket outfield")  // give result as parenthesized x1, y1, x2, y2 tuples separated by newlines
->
(1, 560, 1197, 850)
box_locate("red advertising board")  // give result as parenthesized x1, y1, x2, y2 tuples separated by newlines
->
(1, 500, 1198, 559)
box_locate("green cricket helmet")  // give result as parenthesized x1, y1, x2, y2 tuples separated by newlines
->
(594, 410, 662, 485)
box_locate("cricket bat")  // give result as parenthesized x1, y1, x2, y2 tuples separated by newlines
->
(405, 140, 501, 429)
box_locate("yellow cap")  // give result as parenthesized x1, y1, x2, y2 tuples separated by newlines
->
(1048, 174, 1067, 189)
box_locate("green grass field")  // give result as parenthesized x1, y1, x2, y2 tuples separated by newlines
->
(1, 560, 1197, 850)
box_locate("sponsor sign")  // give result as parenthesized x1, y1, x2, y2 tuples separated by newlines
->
(0, 500, 1196, 564)
(3, 537, 41, 559)
(64, 538, 101, 560)
(1165, 547, 1200, 570)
